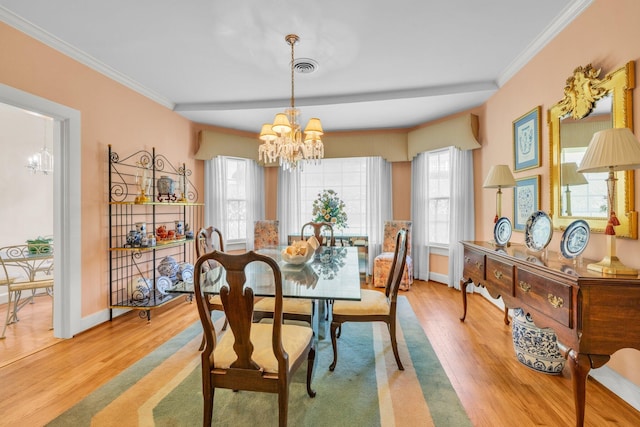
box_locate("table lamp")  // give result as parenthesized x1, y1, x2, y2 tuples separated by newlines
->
(577, 127, 640, 275)
(561, 162, 588, 216)
(483, 165, 516, 223)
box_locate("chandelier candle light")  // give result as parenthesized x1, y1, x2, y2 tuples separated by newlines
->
(578, 127, 640, 275)
(26, 118, 53, 175)
(258, 34, 324, 171)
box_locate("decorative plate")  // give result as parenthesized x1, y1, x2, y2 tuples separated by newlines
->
(493, 217, 512, 247)
(524, 210, 553, 252)
(177, 262, 194, 282)
(156, 275, 173, 295)
(560, 219, 590, 259)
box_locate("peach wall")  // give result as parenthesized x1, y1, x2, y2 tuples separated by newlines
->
(392, 162, 412, 220)
(430, 254, 448, 276)
(476, 0, 640, 385)
(264, 167, 278, 220)
(0, 22, 201, 317)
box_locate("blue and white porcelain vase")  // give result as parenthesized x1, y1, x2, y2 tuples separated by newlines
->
(512, 308, 565, 374)
(157, 256, 179, 281)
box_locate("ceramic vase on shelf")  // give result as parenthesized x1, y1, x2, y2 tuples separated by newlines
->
(135, 222, 147, 235)
(157, 175, 175, 195)
(175, 220, 184, 236)
(158, 256, 179, 282)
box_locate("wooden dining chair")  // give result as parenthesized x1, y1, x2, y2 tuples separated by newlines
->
(301, 221, 335, 247)
(193, 250, 316, 427)
(195, 227, 227, 338)
(329, 228, 408, 371)
(0, 244, 54, 339)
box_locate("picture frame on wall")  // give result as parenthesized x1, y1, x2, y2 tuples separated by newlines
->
(513, 106, 541, 171)
(514, 175, 540, 231)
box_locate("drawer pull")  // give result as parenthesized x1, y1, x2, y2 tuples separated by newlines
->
(493, 270, 503, 280)
(475, 262, 483, 270)
(518, 281, 531, 292)
(464, 256, 470, 263)
(547, 294, 564, 309)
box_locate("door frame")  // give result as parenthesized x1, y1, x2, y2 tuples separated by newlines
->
(0, 83, 82, 338)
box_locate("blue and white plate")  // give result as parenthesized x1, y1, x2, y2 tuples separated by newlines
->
(560, 219, 590, 259)
(493, 217, 512, 247)
(156, 275, 173, 295)
(524, 210, 552, 252)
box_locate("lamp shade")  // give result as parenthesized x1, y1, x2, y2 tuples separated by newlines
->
(271, 113, 292, 134)
(561, 162, 588, 186)
(483, 165, 516, 188)
(259, 124, 277, 142)
(578, 128, 640, 173)
(304, 118, 324, 137)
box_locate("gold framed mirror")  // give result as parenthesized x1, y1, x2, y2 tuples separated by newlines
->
(549, 61, 637, 238)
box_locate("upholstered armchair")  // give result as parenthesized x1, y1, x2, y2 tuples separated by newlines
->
(372, 220, 413, 290)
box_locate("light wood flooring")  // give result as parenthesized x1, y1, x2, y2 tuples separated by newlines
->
(1, 280, 639, 426)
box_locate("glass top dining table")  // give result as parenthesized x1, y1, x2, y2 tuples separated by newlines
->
(171, 246, 362, 302)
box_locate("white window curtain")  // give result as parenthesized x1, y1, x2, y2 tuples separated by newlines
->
(366, 157, 392, 276)
(204, 157, 227, 238)
(447, 147, 475, 290)
(277, 168, 302, 246)
(204, 156, 264, 250)
(245, 160, 265, 250)
(410, 152, 430, 280)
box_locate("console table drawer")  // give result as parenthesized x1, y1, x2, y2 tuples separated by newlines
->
(463, 249, 485, 284)
(515, 269, 572, 327)
(485, 257, 514, 298)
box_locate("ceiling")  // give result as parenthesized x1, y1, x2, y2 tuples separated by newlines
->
(0, 0, 592, 134)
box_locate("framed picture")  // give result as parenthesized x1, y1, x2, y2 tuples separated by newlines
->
(513, 175, 540, 231)
(513, 106, 541, 171)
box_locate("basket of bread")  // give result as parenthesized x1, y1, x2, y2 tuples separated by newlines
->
(281, 236, 320, 265)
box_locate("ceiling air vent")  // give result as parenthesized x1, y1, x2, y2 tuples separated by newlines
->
(293, 58, 318, 74)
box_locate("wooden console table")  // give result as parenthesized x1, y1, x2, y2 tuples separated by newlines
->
(460, 241, 640, 427)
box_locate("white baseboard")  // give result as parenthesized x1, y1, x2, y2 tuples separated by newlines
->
(590, 366, 640, 412)
(78, 308, 111, 334)
(428, 272, 448, 285)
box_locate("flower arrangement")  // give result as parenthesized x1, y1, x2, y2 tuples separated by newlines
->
(312, 189, 348, 230)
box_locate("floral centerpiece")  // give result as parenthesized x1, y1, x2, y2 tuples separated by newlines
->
(312, 189, 348, 230)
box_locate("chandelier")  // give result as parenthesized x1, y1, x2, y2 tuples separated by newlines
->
(258, 34, 324, 171)
(26, 120, 53, 175)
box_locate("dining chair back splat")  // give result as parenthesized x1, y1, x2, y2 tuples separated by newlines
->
(300, 221, 335, 247)
(193, 250, 316, 427)
(195, 227, 227, 340)
(329, 228, 408, 371)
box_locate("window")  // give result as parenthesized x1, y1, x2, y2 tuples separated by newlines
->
(299, 158, 368, 235)
(427, 149, 450, 246)
(561, 147, 608, 217)
(224, 158, 247, 241)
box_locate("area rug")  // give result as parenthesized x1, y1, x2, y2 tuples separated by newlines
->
(48, 297, 471, 426)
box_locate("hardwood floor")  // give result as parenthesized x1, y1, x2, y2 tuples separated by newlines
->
(1, 280, 639, 426)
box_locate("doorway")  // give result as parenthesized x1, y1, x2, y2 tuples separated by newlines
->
(0, 83, 82, 350)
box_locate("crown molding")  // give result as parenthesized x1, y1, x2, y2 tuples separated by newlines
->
(0, 6, 175, 110)
(497, 0, 594, 87)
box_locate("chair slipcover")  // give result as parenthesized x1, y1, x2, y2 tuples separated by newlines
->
(373, 220, 413, 290)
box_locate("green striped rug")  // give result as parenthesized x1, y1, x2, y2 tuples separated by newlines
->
(48, 297, 471, 426)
